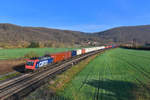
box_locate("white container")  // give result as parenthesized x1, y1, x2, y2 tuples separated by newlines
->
(76, 49, 82, 55)
(99, 46, 105, 50)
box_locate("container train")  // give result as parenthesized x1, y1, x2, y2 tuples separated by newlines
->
(25, 46, 115, 71)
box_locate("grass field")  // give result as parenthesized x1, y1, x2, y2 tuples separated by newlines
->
(55, 48, 150, 100)
(0, 48, 77, 60)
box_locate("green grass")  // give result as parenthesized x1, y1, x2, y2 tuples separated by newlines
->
(49, 54, 98, 92)
(0, 48, 77, 60)
(55, 48, 150, 100)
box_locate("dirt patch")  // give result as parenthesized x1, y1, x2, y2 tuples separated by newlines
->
(0, 59, 25, 74)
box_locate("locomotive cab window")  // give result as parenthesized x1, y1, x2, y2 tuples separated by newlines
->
(26, 61, 34, 66)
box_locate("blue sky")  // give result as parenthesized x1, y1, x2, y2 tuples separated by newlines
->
(0, 0, 150, 32)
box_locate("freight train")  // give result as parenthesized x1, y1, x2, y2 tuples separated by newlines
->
(25, 46, 114, 71)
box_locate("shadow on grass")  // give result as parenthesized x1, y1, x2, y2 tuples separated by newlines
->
(86, 79, 138, 100)
(13, 64, 25, 73)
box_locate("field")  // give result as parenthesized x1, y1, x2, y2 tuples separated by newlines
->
(0, 48, 77, 74)
(55, 48, 150, 100)
(0, 48, 77, 60)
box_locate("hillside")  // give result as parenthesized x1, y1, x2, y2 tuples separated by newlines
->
(0, 24, 150, 48)
(95, 25, 150, 44)
(0, 23, 100, 48)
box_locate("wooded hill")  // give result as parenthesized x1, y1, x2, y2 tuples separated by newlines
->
(0, 23, 150, 48)
(95, 25, 150, 45)
(0, 24, 100, 48)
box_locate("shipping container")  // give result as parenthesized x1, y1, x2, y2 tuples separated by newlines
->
(71, 50, 77, 57)
(76, 49, 82, 55)
(50, 51, 71, 63)
(99, 46, 105, 50)
(65, 51, 71, 59)
(85, 48, 89, 53)
(105, 46, 109, 49)
(85, 48, 94, 53)
(82, 49, 85, 54)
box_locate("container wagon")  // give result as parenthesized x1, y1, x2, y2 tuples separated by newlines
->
(50, 51, 71, 63)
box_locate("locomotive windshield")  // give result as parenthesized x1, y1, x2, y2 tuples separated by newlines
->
(26, 61, 34, 66)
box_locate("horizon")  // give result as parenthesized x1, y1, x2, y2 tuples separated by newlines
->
(0, 0, 150, 32)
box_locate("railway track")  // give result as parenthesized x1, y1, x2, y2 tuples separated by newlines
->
(0, 50, 103, 100)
